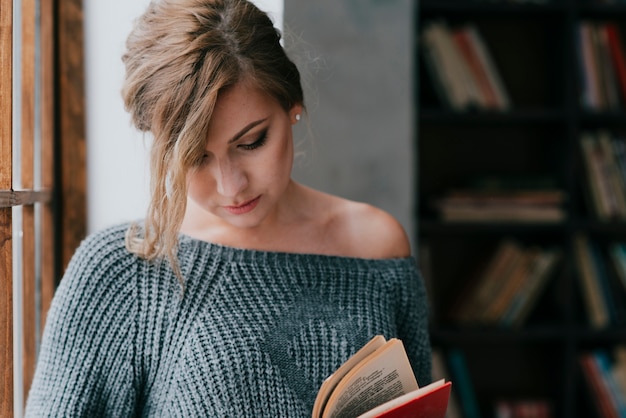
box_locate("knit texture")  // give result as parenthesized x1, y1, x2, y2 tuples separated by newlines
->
(25, 223, 431, 417)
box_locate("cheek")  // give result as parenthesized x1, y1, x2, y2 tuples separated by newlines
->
(271, 134, 294, 177)
(187, 170, 213, 201)
(263, 146, 293, 187)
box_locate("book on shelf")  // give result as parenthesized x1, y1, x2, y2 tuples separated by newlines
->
(468, 176, 559, 190)
(611, 136, 626, 202)
(595, 241, 626, 326)
(579, 349, 626, 418)
(472, 244, 534, 324)
(580, 132, 612, 219)
(574, 234, 611, 328)
(435, 189, 567, 206)
(578, 21, 626, 111)
(421, 22, 460, 110)
(462, 24, 510, 110)
(452, 26, 497, 110)
(421, 20, 480, 111)
(447, 349, 480, 418)
(494, 400, 553, 418)
(603, 242, 626, 326)
(599, 244, 626, 326)
(596, 22, 621, 110)
(433, 189, 567, 223)
(579, 352, 617, 418)
(312, 335, 452, 418)
(493, 248, 561, 327)
(579, 22, 611, 110)
(432, 349, 462, 418)
(613, 346, 626, 401)
(598, 132, 626, 217)
(450, 239, 524, 324)
(449, 239, 560, 327)
(580, 131, 626, 220)
(605, 23, 626, 108)
(573, 234, 626, 328)
(420, 20, 510, 112)
(609, 242, 626, 292)
(435, 205, 565, 223)
(578, 22, 599, 109)
(596, 351, 626, 417)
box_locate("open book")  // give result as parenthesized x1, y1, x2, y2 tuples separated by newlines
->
(312, 335, 452, 418)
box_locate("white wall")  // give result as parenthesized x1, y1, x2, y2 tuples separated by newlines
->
(84, 0, 284, 234)
(286, 0, 415, 247)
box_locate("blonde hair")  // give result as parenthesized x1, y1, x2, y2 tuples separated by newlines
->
(121, 0, 303, 279)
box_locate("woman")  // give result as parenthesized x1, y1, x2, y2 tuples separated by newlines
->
(25, 0, 431, 416)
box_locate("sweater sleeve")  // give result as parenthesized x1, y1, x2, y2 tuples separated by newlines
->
(397, 259, 432, 386)
(25, 227, 141, 417)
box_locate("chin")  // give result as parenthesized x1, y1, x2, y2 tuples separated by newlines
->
(220, 212, 267, 230)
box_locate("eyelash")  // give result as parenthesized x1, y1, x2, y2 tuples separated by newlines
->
(239, 130, 267, 151)
(195, 130, 268, 166)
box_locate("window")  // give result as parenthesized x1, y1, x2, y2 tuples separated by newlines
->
(0, 0, 86, 415)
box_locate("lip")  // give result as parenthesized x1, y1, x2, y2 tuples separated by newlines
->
(223, 195, 261, 215)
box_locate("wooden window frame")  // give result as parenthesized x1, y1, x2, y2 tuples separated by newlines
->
(0, 0, 86, 415)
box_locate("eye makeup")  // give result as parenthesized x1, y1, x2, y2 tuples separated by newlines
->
(239, 129, 268, 151)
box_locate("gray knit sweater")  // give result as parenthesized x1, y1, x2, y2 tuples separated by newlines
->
(25, 223, 431, 417)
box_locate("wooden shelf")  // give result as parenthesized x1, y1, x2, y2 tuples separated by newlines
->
(419, 1, 565, 14)
(418, 219, 567, 234)
(577, 3, 626, 16)
(430, 326, 573, 344)
(418, 108, 569, 124)
(416, 1, 626, 416)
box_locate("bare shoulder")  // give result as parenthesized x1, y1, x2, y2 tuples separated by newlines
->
(328, 196, 412, 259)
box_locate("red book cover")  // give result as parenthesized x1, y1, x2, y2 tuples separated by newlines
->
(452, 28, 497, 109)
(312, 336, 452, 418)
(605, 23, 626, 105)
(357, 380, 452, 418)
(579, 353, 620, 418)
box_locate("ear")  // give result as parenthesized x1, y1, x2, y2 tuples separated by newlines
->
(289, 104, 304, 125)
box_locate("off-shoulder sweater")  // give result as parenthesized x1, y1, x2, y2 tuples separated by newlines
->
(25, 223, 431, 417)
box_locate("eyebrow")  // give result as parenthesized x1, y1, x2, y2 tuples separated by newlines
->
(228, 118, 268, 144)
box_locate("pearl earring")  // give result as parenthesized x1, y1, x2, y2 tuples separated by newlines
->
(295, 114, 301, 122)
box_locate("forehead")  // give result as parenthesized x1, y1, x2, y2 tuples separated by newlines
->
(213, 82, 278, 119)
(203, 82, 285, 144)
(205, 82, 281, 142)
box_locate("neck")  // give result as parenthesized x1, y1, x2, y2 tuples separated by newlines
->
(180, 180, 312, 247)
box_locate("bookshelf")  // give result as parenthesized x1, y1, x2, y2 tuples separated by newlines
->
(416, 1, 626, 417)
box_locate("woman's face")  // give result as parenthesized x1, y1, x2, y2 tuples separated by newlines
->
(186, 82, 302, 229)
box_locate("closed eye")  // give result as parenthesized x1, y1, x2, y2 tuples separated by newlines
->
(239, 130, 267, 151)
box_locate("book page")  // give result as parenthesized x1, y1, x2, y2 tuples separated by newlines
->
(312, 335, 388, 418)
(322, 339, 419, 418)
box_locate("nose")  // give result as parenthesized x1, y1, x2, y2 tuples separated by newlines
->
(212, 158, 248, 197)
